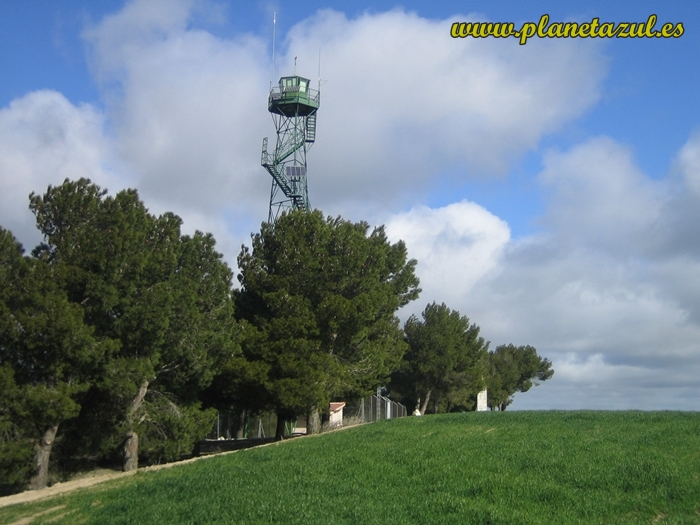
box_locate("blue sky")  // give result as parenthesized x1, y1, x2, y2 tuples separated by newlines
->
(1, 0, 699, 410)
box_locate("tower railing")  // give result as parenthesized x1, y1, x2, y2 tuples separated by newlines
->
(268, 86, 320, 103)
(261, 138, 300, 199)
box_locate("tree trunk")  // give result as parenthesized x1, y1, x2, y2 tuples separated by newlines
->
(274, 413, 286, 441)
(29, 424, 59, 490)
(306, 408, 321, 435)
(420, 389, 432, 415)
(123, 430, 139, 472)
(236, 409, 247, 440)
(123, 379, 149, 472)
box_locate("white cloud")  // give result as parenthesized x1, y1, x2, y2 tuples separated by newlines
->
(0, 90, 118, 250)
(76, 1, 608, 226)
(282, 9, 606, 208)
(0, 0, 605, 265)
(511, 351, 700, 410)
(378, 134, 700, 410)
(385, 200, 509, 315)
(470, 138, 700, 409)
(538, 137, 664, 253)
(677, 131, 700, 195)
(82, 0, 272, 222)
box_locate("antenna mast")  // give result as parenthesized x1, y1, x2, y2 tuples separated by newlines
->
(270, 13, 276, 91)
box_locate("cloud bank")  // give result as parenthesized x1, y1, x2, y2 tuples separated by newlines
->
(391, 136, 700, 409)
(1, 0, 605, 244)
(4, 0, 700, 409)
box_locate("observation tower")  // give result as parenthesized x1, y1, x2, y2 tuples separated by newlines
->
(261, 75, 320, 222)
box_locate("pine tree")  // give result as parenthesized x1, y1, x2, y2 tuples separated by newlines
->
(391, 302, 488, 414)
(28, 179, 238, 471)
(235, 210, 420, 439)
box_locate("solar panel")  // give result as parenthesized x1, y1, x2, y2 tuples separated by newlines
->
(285, 166, 307, 178)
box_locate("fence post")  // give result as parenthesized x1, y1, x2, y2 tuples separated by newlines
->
(376, 388, 381, 421)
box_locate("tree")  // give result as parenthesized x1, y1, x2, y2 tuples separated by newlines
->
(0, 365, 34, 493)
(235, 210, 420, 439)
(28, 179, 238, 471)
(0, 226, 110, 490)
(391, 302, 488, 414)
(486, 344, 554, 411)
(200, 323, 271, 439)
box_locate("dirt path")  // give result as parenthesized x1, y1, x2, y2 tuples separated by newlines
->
(0, 442, 268, 509)
(0, 424, 361, 510)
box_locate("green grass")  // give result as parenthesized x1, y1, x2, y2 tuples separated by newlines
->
(2, 411, 700, 524)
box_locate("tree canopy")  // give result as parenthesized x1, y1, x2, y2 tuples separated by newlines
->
(487, 344, 554, 411)
(0, 176, 557, 491)
(390, 302, 489, 414)
(234, 210, 420, 439)
(0, 226, 112, 489)
(27, 178, 239, 472)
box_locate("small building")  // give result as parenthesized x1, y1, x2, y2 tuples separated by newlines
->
(292, 402, 346, 434)
(329, 402, 346, 427)
(476, 389, 488, 411)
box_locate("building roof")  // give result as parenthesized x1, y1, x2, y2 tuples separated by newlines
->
(329, 402, 346, 413)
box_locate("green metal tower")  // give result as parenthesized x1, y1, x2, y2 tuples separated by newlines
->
(261, 75, 320, 222)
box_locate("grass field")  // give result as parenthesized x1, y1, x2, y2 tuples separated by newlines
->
(2, 411, 700, 524)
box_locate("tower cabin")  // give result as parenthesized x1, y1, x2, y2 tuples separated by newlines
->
(268, 76, 320, 117)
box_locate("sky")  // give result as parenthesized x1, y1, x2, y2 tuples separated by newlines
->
(1, 0, 699, 410)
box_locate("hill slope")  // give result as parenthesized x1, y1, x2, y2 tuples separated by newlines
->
(2, 411, 699, 524)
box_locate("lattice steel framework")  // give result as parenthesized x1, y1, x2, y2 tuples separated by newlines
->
(261, 75, 320, 222)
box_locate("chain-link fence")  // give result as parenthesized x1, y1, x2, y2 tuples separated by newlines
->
(206, 410, 235, 440)
(344, 394, 407, 424)
(205, 411, 280, 440)
(206, 395, 407, 441)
